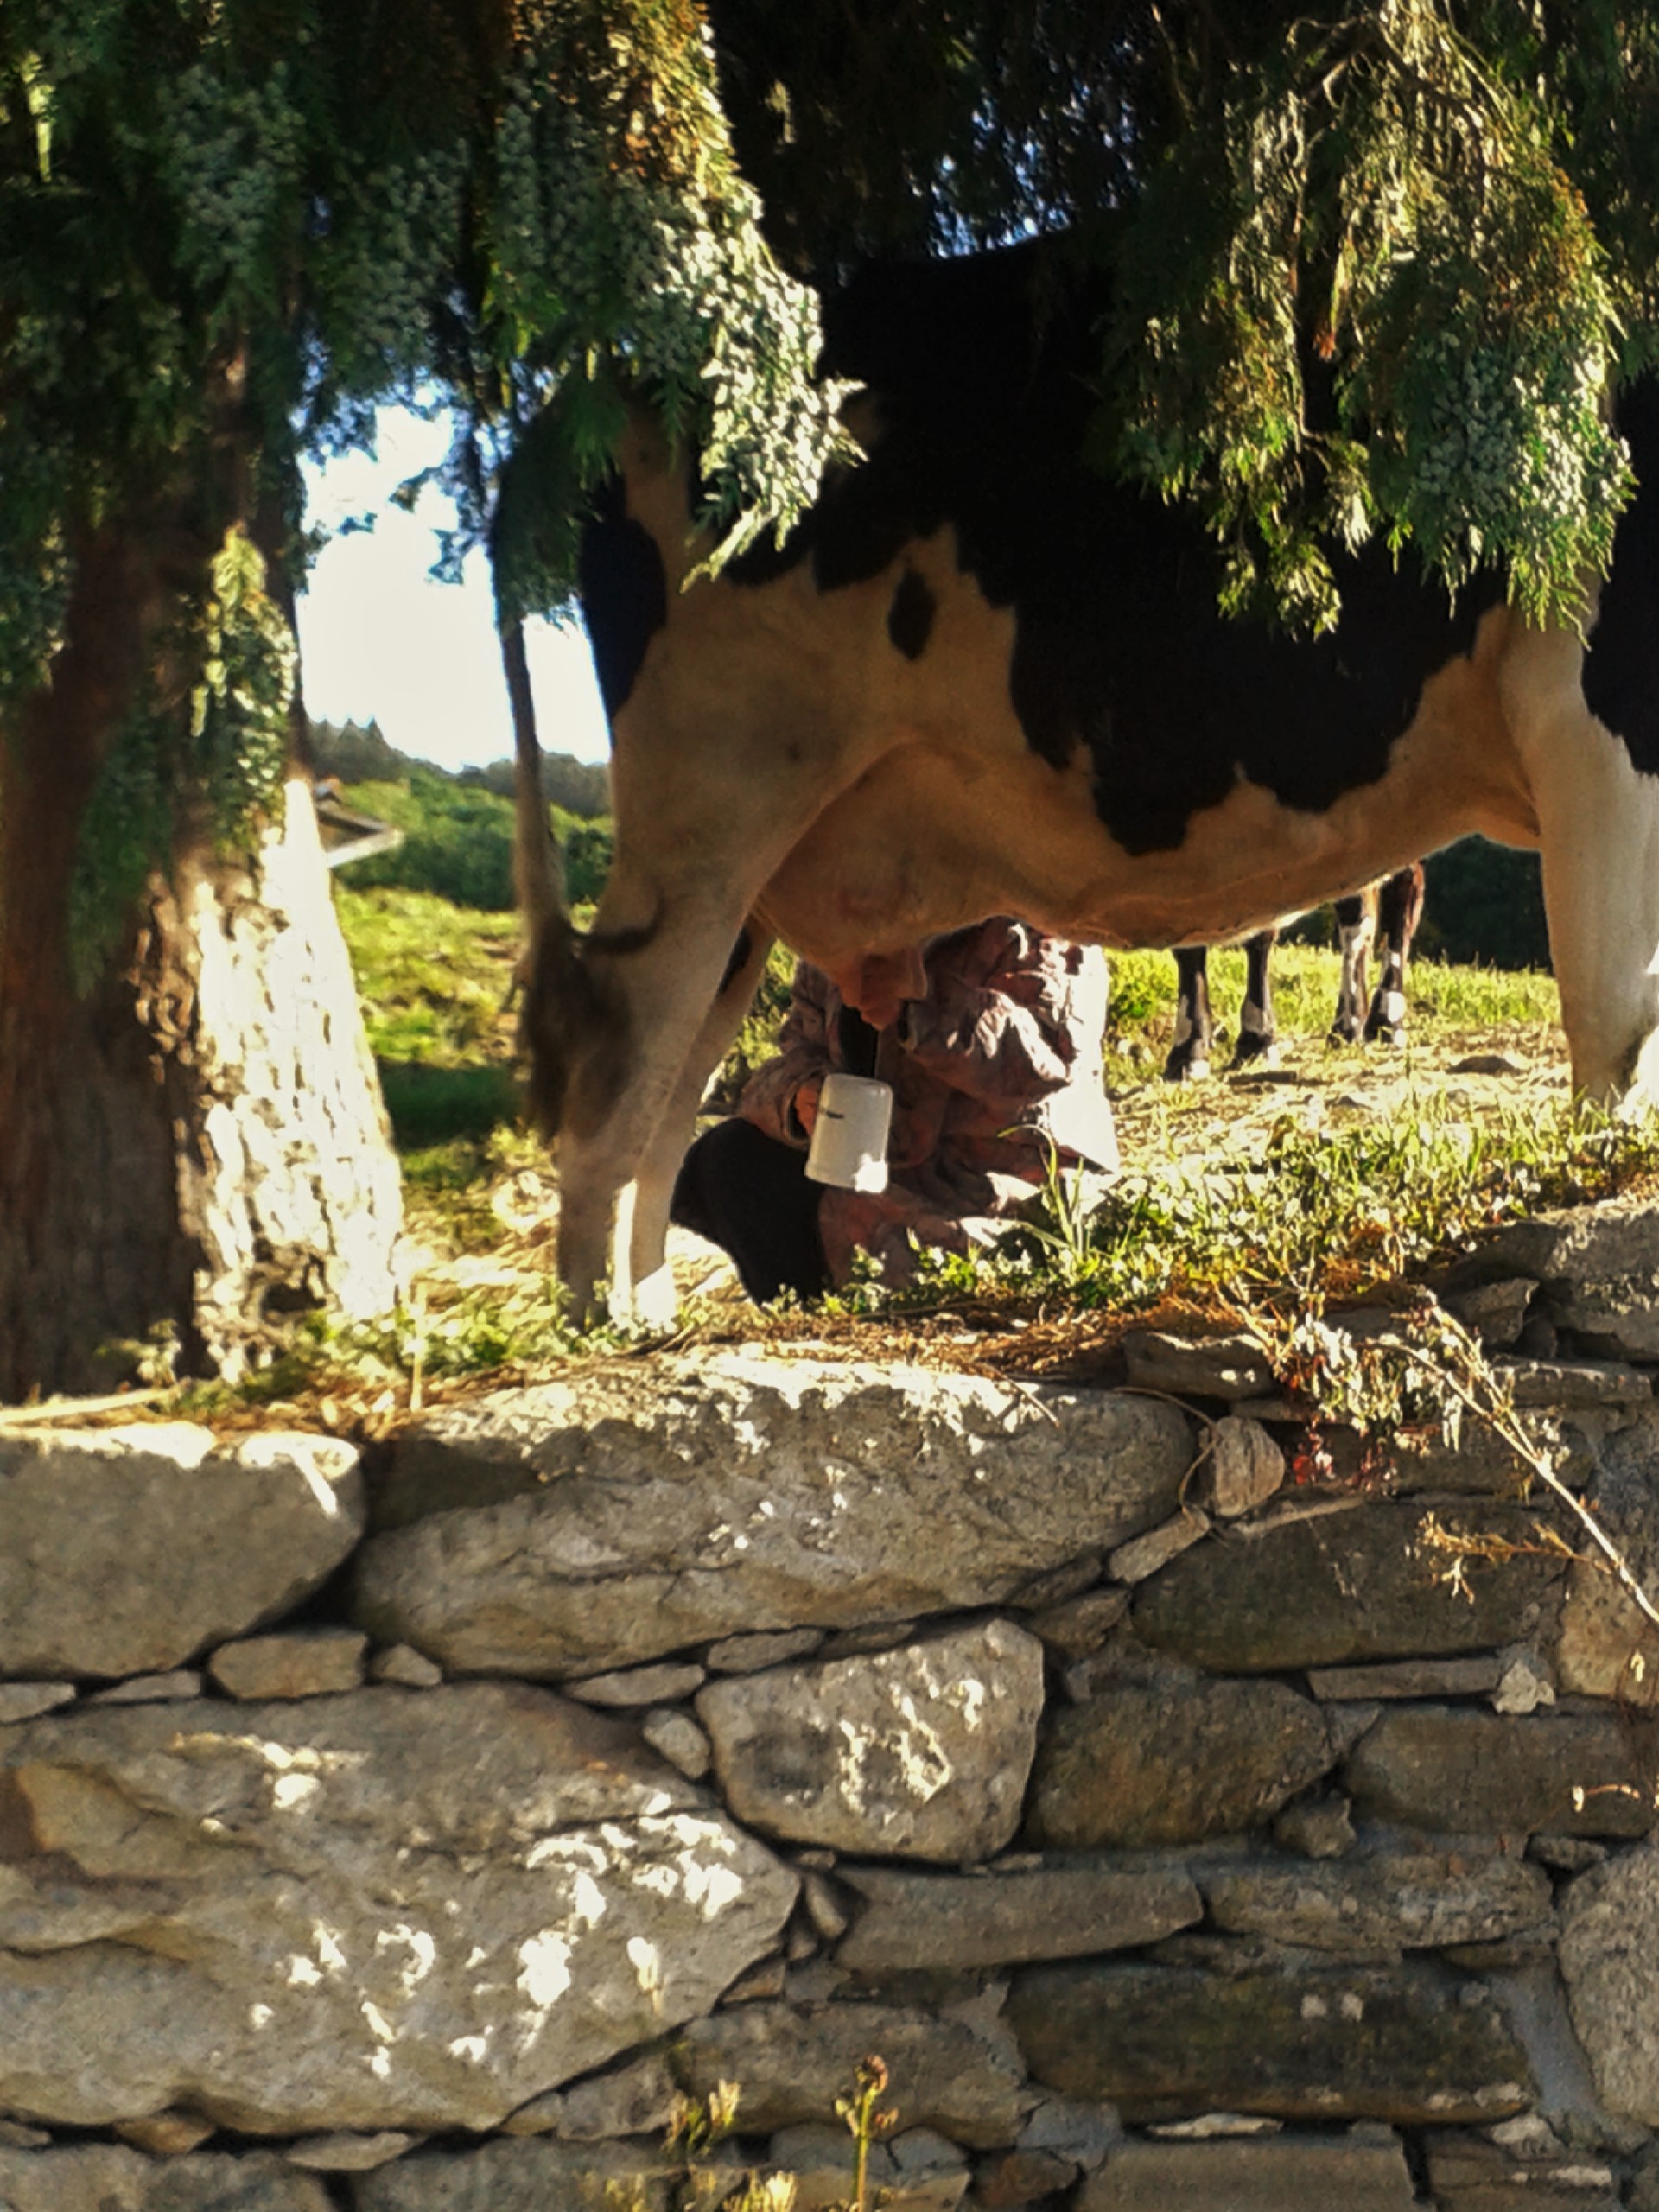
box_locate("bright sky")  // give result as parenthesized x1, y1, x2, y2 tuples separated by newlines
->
(295, 408, 611, 772)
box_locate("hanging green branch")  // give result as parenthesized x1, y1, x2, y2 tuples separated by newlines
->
(452, 3, 855, 626)
(1109, 0, 1632, 630)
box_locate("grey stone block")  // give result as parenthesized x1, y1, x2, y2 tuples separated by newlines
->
(1077, 2133, 1419, 2209)
(356, 1357, 1192, 1676)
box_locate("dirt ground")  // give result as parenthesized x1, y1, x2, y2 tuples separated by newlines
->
(1108, 1014, 1570, 1185)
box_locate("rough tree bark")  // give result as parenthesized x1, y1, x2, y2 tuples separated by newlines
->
(0, 530, 403, 1402)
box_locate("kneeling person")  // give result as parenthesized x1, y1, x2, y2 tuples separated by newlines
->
(671, 918, 1118, 1303)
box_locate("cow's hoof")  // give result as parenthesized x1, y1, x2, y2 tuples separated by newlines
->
(1163, 1052, 1211, 1083)
(1232, 1035, 1281, 1071)
(621, 1264, 680, 1332)
(1363, 989, 1408, 1042)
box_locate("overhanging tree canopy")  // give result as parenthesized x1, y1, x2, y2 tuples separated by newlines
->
(706, 0, 1659, 631)
(8, 3, 1658, 741)
(3, 0, 1657, 1395)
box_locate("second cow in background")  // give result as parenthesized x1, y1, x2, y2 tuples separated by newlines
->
(1164, 863, 1427, 1081)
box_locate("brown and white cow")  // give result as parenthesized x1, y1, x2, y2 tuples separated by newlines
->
(526, 242, 1659, 1320)
(1165, 862, 1427, 1080)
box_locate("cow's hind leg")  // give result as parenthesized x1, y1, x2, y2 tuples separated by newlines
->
(1329, 892, 1376, 1044)
(619, 923, 777, 1325)
(1503, 631, 1659, 1110)
(1234, 927, 1280, 1068)
(1164, 948, 1214, 1081)
(1363, 862, 1426, 1046)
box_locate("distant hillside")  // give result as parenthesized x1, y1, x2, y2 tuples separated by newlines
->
(308, 721, 613, 909)
(308, 717, 610, 819)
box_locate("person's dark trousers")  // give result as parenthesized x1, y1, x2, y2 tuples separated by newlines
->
(671, 1115, 832, 1304)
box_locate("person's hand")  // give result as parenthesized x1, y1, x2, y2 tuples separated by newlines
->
(851, 946, 928, 1029)
(792, 1077, 822, 1139)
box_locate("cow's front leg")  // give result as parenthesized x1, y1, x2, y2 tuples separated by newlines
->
(620, 922, 776, 1325)
(1503, 628, 1659, 1110)
(535, 882, 760, 1325)
(1234, 926, 1280, 1067)
(1164, 947, 1214, 1081)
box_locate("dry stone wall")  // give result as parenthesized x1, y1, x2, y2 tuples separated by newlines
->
(12, 1197, 1659, 2207)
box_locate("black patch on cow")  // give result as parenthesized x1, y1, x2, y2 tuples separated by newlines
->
(1584, 379, 1659, 778)
(887, 570, 936, 660)
(725, 241, 1510, 855)
(577, 474, 668, 721)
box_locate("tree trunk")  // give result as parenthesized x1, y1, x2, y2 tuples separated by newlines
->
(0, 538, 403, 1402)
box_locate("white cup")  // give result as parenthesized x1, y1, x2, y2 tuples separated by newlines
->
(804, 1073, 893, 1192)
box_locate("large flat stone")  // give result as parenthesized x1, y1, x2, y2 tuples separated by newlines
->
(1423, 2133, 1622, 2210)
(1199, 1849, 1553, 1955)
(1553, 1418, 1659, 1697)
(354, 1357, 1192, 1676)
(0, 2147, 332, 2211)
(208, 1629, 366, 1700)
(353, 2139, 677, 2211)
(767, 2125, 969, 2212)
(836, 1860, 1202, 1973)
(1456, 1195, 1659, 1289)
(1007, 1960, 1532, 2122)
(1133, 1501, 1568, 1672)
(1119, 1332, 1274, 1399)
(0, 1684, 795, 2133)
(1497, 1357, 1653, 1408)
(1560, 1841, 1659, 2123)
(0, 1426, 363, 1680)
(1389, 1411, 1602, 1497)
(1027, 1657, 1333, 1847)
(672, 2000, 1029, 2147)
(1344, 1707, 1656, 1837)
(1077, 2133, 1419, 2209)
(698, 1621, 1043, 1861)
(1455, 1196, 1659, 1358)
(1306, 1656, 1503, 1700)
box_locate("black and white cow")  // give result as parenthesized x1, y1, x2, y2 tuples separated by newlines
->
(1164, 862, 1427, 1080)
(1333, 861, 1428, 1049)
(527, 241, 1659, 1320)
(1165, 929, 1281, 1084)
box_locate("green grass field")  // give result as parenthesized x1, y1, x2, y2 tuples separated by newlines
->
(1103, 940, 1558, 1052)
(335, 885, 1563, 1147)
(170, 880, 1646, 1415)
(334, 882, 1581, 1282)
(336, 891, 1559, 1154)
